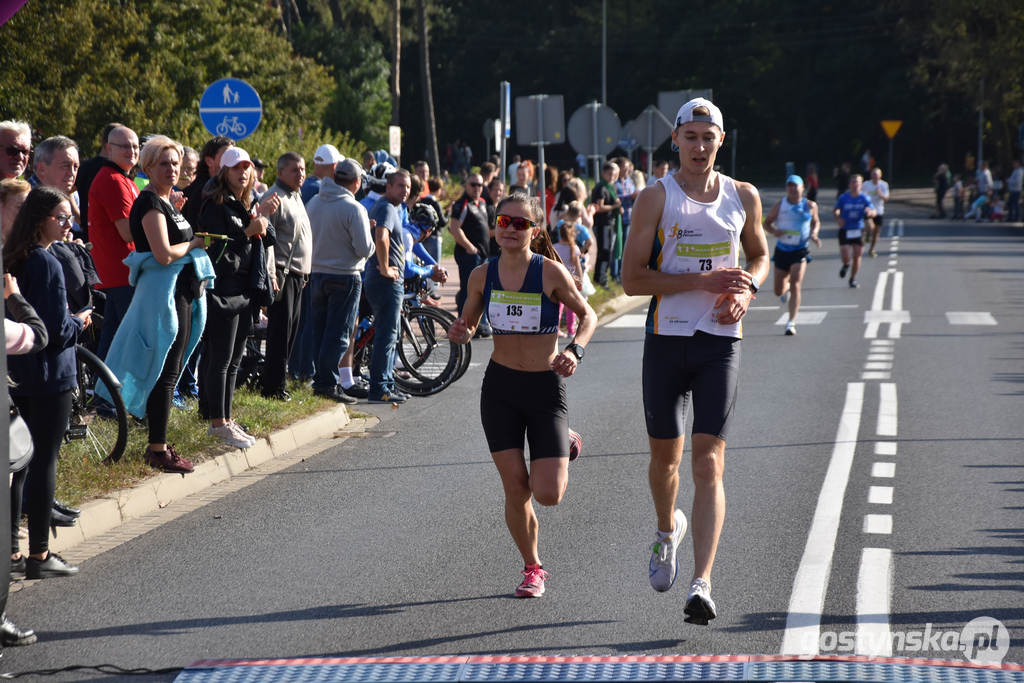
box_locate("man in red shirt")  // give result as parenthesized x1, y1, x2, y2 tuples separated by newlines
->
(88, 125, 139, 360)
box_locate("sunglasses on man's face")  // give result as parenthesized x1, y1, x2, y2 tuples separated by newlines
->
(495, 214, 536, 231)
(4, 146, 31, 158)
(467, 182, 482, 188)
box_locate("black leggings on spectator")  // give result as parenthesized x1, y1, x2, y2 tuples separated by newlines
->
(199, 304, 252, 420)
(146, 287, 193, 444)
(10, 390, 73, 556)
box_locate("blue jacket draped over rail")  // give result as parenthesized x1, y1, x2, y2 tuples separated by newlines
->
(98, 249, 215, 417)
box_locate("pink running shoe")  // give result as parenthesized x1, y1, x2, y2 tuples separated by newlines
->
(568, 429, 582, 462)
(514, 565, 549, 598)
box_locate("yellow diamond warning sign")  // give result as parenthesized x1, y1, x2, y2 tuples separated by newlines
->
(881, 120, 903, 139)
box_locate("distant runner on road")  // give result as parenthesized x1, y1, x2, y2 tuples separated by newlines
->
(764, 174, 821, 336)
(622, 97, 769, 625)
(862, 167, 889, 258)
(834, 174, 875, 288)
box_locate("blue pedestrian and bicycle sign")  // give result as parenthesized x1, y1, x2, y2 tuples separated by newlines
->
(199, 78, 262, 141)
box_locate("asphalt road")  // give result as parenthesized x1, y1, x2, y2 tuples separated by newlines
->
(3, 199, 1023, 681)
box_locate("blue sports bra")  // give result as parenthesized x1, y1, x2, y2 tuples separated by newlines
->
(483, 253, 560, 335)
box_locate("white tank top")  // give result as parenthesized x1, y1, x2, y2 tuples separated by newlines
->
(646, 174, 746, 338)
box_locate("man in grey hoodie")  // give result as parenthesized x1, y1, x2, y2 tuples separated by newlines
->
(305, 158, 374, 403)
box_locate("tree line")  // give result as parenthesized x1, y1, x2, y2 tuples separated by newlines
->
(2, 0, 1020, 184)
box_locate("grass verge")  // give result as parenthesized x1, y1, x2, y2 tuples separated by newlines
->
(586, 279, 627, 317)
(55, 379, 337, 507)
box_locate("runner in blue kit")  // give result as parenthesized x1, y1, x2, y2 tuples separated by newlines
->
(764, 174, 820, 335)
(448, 192, 596, 599)
(622, 98, 770, 625)
(834, 174, 875, 288)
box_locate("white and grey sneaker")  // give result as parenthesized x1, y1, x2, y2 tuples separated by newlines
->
(684, 577, 717, 625)
(784, 321, 797, 336)
(648, 508, 687, 592)
(228, 421, 257, 447)
(209, 424, 252, 449)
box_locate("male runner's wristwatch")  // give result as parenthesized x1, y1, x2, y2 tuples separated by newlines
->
(565, 343, 585, 363)
(748, 274, 760, 294)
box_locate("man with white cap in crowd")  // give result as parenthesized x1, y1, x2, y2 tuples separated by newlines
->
(622, 97, 769, 626)
(291, 142, 345, 383)
(301, 143, 344, 205)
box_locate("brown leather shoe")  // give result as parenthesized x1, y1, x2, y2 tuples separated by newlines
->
(145, 444, 194, 474)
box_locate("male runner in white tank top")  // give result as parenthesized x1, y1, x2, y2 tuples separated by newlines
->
(622, 97, 769, 625)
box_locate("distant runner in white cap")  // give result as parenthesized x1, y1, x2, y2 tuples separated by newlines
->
(764, 174, 820, 335)
(622, 97, 769, 625)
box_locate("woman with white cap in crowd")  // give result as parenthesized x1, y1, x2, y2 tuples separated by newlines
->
(196, 146, 279, 448)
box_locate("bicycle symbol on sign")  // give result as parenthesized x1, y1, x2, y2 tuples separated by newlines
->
(215, 116, 247, 137)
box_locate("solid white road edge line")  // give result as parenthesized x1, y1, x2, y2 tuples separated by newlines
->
(780, 382, 865, 655)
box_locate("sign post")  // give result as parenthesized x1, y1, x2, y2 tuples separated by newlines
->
(568, 101, 621, 180)
(624, 105, 672, 176)
(389, 125, 402, 165)
(483, 118, 495, 158)
(880, 120, 902, 184)
(199, 78, 262, 141)
(515, 94, 565, 227)
(499, 81, 511, 185)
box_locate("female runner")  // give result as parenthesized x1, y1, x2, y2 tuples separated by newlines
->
(448, 192, 595, 598)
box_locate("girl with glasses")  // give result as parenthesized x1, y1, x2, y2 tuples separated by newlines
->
(447, 192, 596, 599)
(3, 187, 92, 579)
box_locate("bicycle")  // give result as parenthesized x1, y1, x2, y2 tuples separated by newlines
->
(66, 344, 128, 463)
(352, 277, 469, 396)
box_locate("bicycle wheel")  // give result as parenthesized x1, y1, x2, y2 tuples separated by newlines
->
(67, 344, 128, 463)
(396, 306, 459, 396)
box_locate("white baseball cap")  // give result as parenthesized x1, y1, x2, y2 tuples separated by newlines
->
(313, 143, 344, 165)
(674, 97, 724, 131)
(219, 147, 253, 169)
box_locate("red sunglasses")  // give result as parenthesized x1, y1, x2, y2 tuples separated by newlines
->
(495, 214, 536, 231)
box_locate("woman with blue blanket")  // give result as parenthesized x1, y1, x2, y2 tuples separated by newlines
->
(103, 136, 213, 474)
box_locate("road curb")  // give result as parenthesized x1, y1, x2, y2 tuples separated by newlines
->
(49, 405, 352, 555)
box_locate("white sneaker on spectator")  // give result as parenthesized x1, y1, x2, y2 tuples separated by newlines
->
(228, 421, 256, 447)
(209, 424, 252, 449)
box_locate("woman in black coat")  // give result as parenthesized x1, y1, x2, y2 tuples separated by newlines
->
(196, 147, 277, 449)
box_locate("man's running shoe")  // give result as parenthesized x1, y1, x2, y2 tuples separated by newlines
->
(839, 263, 849, 279)
(849, 279, 859, 288)
(684, 577, 717, 625)
(514, 565, 549, 598)
(568, 429, 582, 462)
(779, 291, 788, 304)
(649, 508, 687, 592)
(784, 321, 797, 336)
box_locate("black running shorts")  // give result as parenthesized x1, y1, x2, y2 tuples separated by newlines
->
(642, 332, 741, 440)
(480, 360, 569, 459)
(838, 229, 864, 246)
(773, 247, 811, 272)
